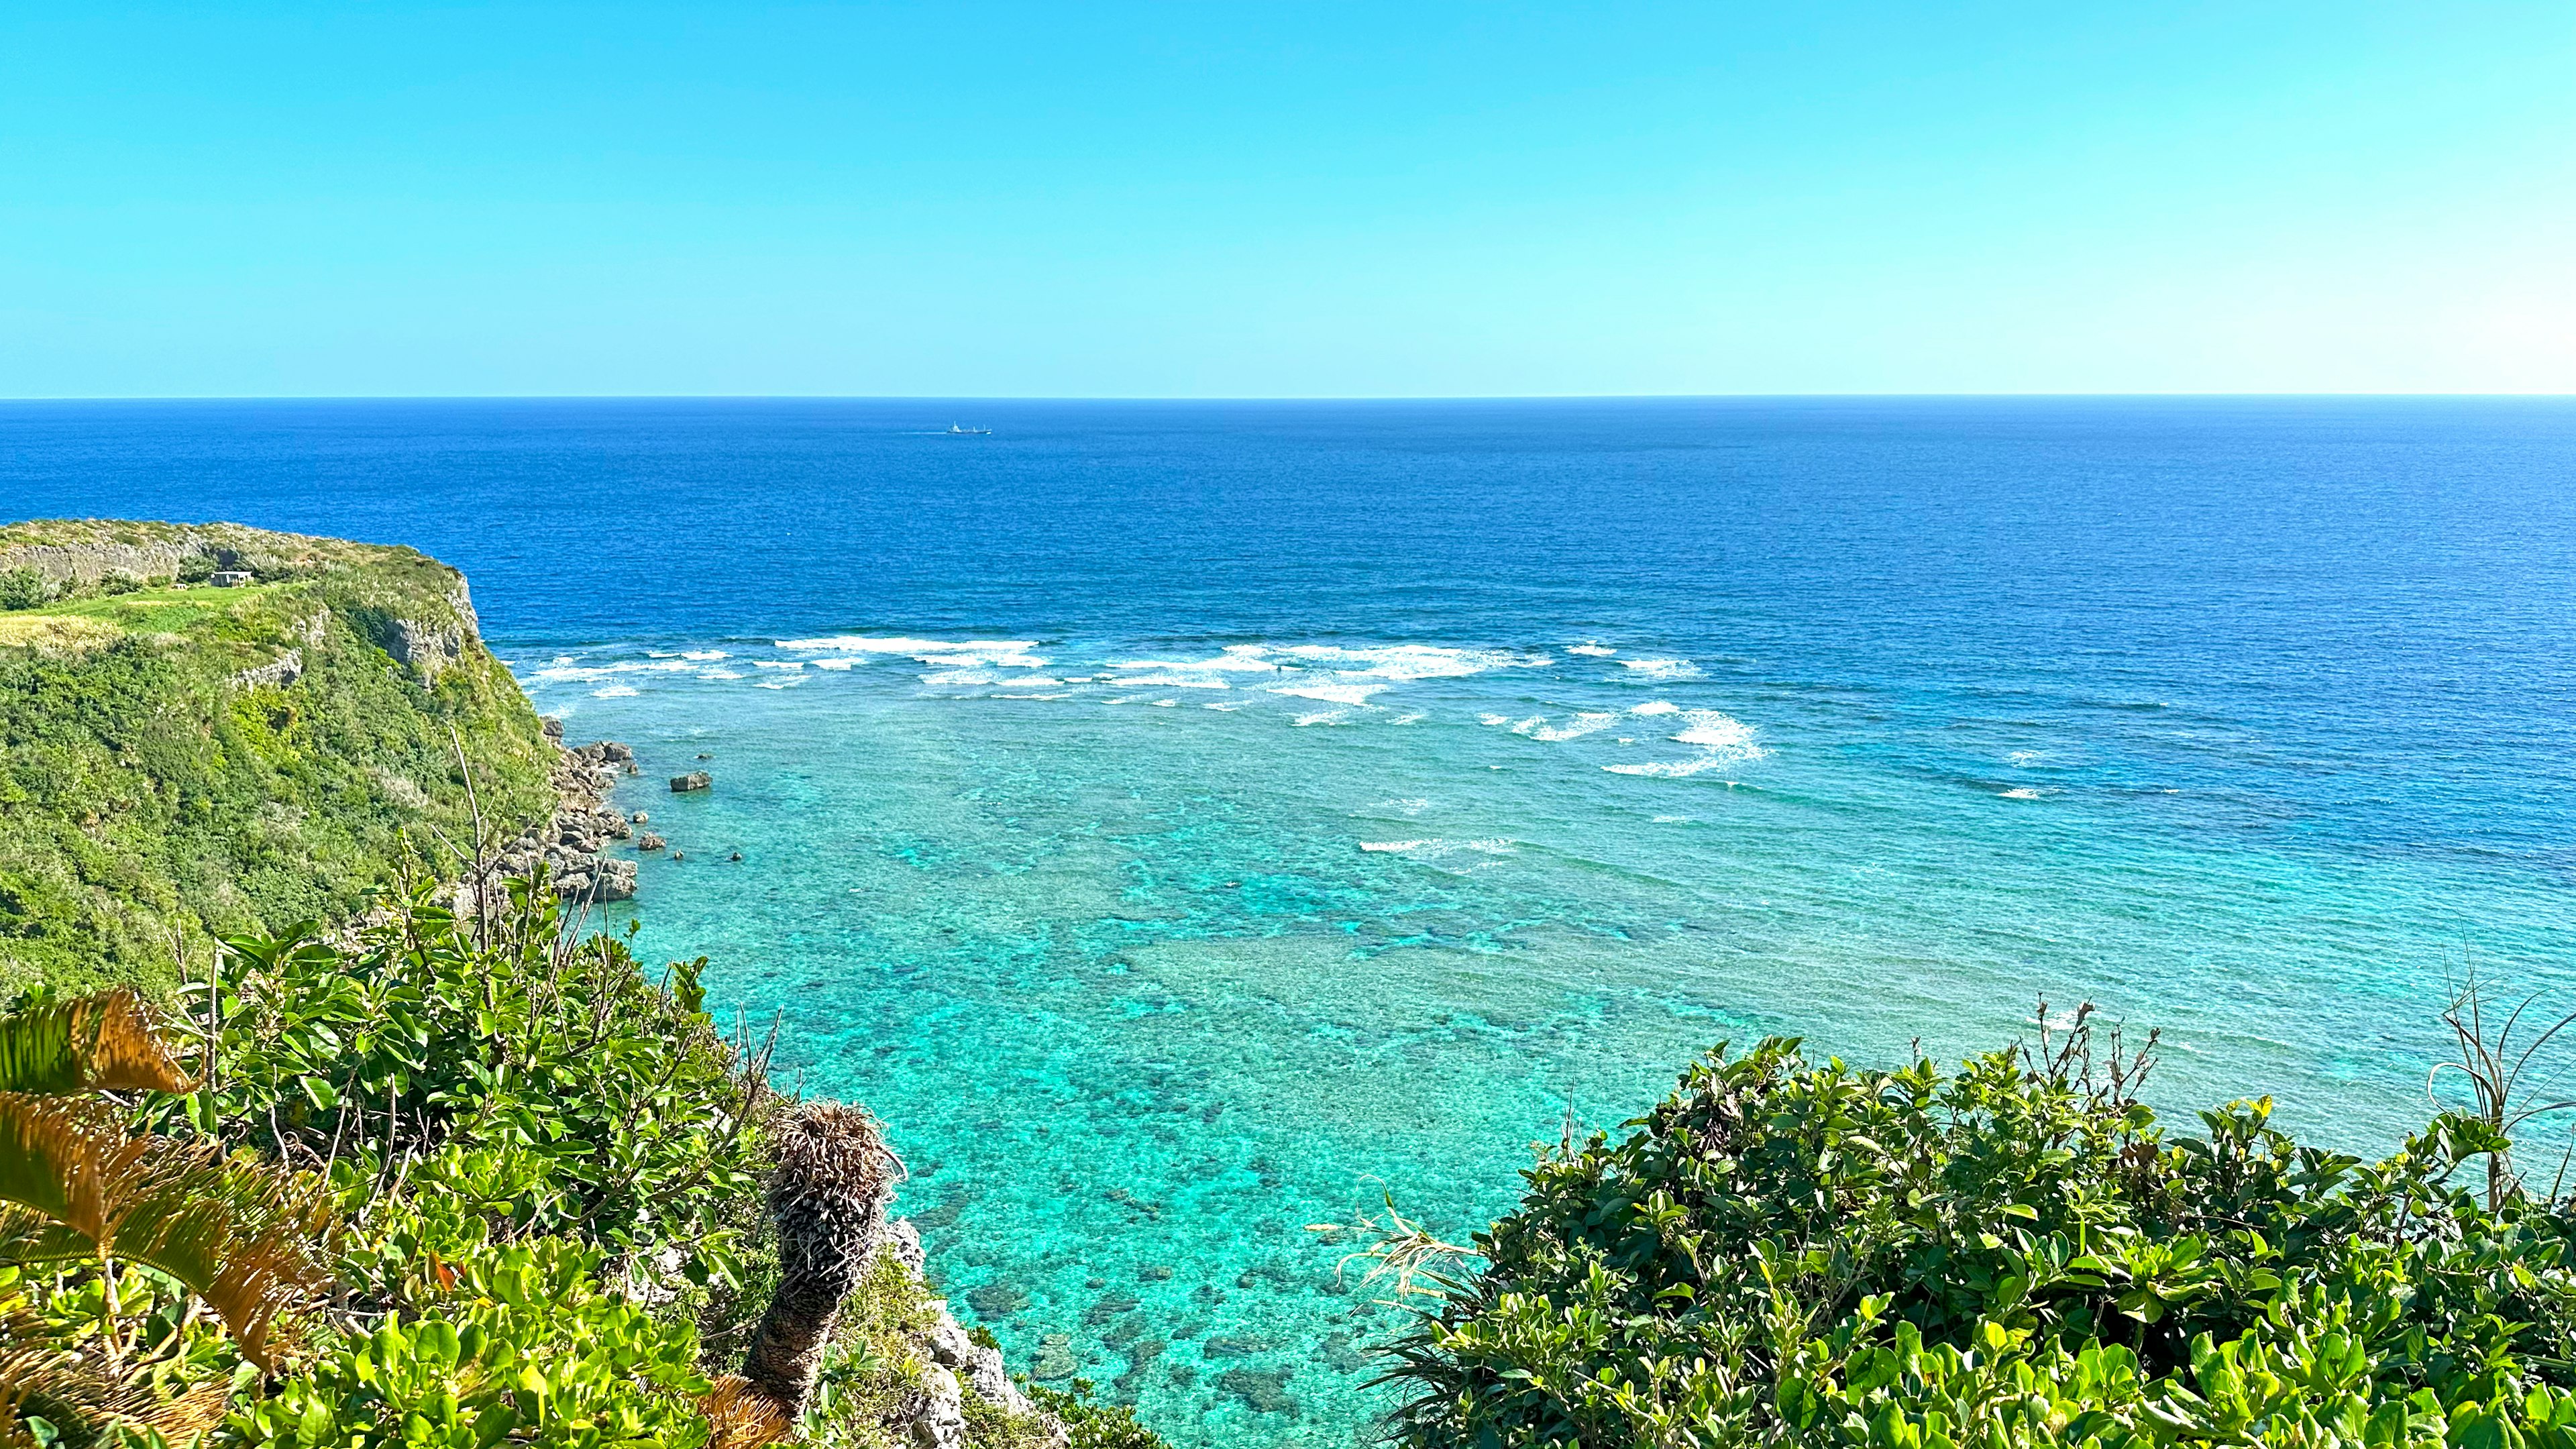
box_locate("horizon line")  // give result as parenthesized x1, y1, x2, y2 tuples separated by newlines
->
(4, 391, 2574, 404)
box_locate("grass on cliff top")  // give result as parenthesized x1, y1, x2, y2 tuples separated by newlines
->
(0, 580, 303, 635)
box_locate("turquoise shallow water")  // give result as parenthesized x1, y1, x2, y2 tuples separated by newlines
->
(9, 397, 2575, 1445)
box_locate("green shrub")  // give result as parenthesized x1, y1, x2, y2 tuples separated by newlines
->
(0, 566, 50, 610)
(1376, 1016, 2576, 1448)
(225, 1239, 717, 1449)
(199, 890, 769, 1299)
(1021, 1381, 1171, 1449)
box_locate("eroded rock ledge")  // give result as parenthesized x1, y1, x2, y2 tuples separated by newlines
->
(478, 729, 643, 904)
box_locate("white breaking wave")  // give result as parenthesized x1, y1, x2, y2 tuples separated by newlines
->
(1271, 682, 1389, 706)
(1620, 657, 1699, 680)
(2001, 788, 2045, 800)
(2008, 750, 2043, 766)
(1674, 712, 1760, 750)
(1110, 647, 1281, 674)
(698, 669, 745, 681)
(680, 649, 729, 661)
(1358, 837, 1517, 862)
(527, 659, 697, 684)
(1517, 711, 1616, 742)
(1111, 673, 1231, 690)
(1629, 700, 1680, 716)
(1568, 643, 1617, 657)
(812, 657, 859, 671)
(753, 660, 805, 671)
(1292, 710, 1347, 726)
(1277, 643, 1541, 681)
(592, 685, 639, 698)
(755, 678, 802, 690)
(777, 636, 1048, 669)
(922, 669, 996, 686)
(1603, 710, 1768, 777)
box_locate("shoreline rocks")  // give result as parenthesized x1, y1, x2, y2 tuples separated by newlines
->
(880, 1221, 1063, 1449)
(477, 735, 641, 906)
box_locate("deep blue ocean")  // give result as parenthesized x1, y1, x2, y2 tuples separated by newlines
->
(8, 397, 2575, 1444)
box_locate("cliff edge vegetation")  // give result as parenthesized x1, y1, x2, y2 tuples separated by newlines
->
(0, 519, 554, 998)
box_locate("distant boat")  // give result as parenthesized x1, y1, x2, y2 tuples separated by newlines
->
(946, 423, 991, 435)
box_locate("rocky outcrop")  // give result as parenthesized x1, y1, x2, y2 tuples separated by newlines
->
(0, 537, 204, 588)
(480, 739, 641, 905)
(387, 617, 466, 679)
(230, 649, 303, 690)
(879, 1221, 1063, 1449)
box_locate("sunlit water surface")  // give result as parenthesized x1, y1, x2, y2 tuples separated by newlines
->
(9, 398, 2575, 1446)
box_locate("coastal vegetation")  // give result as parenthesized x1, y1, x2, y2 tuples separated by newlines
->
(18, 516, 2571, 1449)
(0, 883, 1088, 1449)
(1362, 1002, 2576, 1448)
(0, 521, 551, 1000)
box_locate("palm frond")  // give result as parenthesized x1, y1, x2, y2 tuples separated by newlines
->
(0, 1304, 231, 1449)
(699, 1374, 792, 1449)
(0, 1092, 335, 1368)
(0, 991, 192, 1097)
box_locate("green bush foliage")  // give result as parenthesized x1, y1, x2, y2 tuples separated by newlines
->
(1020, 1381, 1172, 1449)
(4, 888, 1091, 1449)
(0, 542, 551, 998)
(1378, 1017, 2576, 1448)
(0, 569, 51, 611)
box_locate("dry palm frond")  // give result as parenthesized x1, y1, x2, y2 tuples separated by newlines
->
(1308, 1192, 1477, 1304)
(0, 1305, 232, 1449)
(698, 1374, 792, 1449)
(0, 991, 192, 1097)
(741, 1101, 900, 1417)
(0, 1093, 335, 1368)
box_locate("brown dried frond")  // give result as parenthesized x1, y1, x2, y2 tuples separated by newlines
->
(699, 1374, 793, 1449)
(0, 1092, 335, 1368)
(1309, 1192, 1475, 1304)
(0, 1308, 232, 1449)
(0, 991, 193, 1097)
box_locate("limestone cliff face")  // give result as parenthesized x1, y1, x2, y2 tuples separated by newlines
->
(1, 537, 203, 586)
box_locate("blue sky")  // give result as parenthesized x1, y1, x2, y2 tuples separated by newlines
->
(2, 2, 2569, 396)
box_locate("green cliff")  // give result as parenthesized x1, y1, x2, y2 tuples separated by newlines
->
(0, 518, 555, 997)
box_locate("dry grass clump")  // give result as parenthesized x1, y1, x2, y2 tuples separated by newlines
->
(0, 614, 120, 655)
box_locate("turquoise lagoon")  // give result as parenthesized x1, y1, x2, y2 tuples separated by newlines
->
(10, 397, 2575, 1446)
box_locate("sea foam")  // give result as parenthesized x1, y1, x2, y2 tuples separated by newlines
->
(1603, 710, 1768, 777)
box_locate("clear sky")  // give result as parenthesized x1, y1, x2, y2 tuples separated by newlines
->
(3, 2, 2570, 397)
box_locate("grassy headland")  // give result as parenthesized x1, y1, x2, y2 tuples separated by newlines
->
(0, 519, 554, 998)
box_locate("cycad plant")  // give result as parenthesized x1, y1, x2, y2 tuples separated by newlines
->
(0, 990, 335, 1446)
(739, 1100, 901, 1419)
